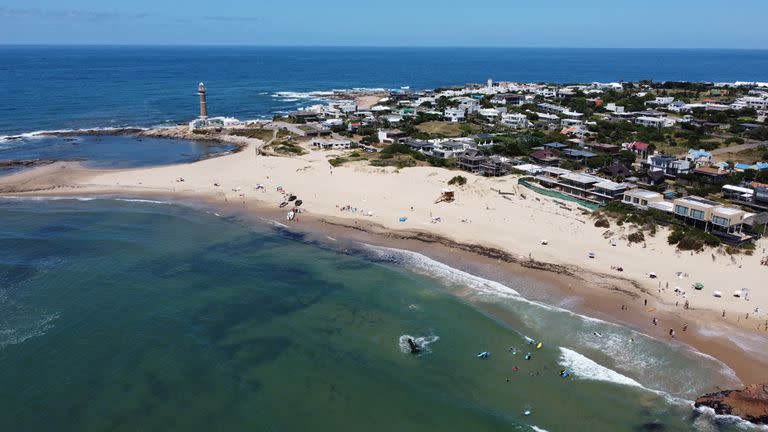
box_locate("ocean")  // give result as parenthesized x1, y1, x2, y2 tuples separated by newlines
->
(1, 47, 767, 430)
(0, 198, 751, 431)
(2, 46, 768, 136)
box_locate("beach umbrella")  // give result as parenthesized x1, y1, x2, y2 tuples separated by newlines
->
(694, 282, 704, 290)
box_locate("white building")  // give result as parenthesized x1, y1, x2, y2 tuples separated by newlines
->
(444, 107, 466, 123)
(501, 113, 532, 129)
(312, 138, 355, 150)
(635, 116, 670, 128)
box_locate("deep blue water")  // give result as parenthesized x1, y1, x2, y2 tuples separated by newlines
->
(2, 46, 768, 135)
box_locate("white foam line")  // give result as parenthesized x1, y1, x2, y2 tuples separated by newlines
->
(0, 126, 150, 142)
(363, 244, 520, 297)
(694, 406, 768, 431)
(1, 196, 171, 205)
(530, 427, 550, 432)
(558, 347, 690, 405)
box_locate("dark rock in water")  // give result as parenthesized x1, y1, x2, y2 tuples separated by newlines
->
(694, 383, 768, 425)
(635, 420, 665, 431)
(407, 338, 421, 354)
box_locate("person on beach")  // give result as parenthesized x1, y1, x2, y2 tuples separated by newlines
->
(652, 317, 658, 326)
(644, 299, 648, 307)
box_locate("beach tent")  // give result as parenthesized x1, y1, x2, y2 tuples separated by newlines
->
(693, 282, 704, 290)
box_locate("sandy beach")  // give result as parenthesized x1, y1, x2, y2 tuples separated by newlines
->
(2, 132, 767, 383)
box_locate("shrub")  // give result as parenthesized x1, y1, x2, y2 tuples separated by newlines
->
(594, 217, 610, 228)
(448, 175, 468, 186)
(329, 157, 347, 167)
(627, 231, 645, 243)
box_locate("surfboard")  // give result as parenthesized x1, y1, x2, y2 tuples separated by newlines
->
(536, 342, 542, 349)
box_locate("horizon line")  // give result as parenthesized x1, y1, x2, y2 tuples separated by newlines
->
(1, 43, 768, 51)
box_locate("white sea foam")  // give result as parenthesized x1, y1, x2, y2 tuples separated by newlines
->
(257, 217, 290, 229)
(363, 244, 520, 298)
(1, 196, 171, 205)
(558, 347, 644, 388)
(272, 91, 335, 100)
(0, 126, 150, 142)
(530, 426, 550, 432)
(0, 312, 60, 349)
(694, 405, 768, 431)
(398, 334, 439, 355)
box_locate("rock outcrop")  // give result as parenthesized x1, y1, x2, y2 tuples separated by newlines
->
(694, 384, 768, 424)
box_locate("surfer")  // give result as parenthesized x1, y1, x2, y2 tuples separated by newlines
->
(407, 338, 421, 354)
(593, 332, 603, 337)
(524, 352, 532, 360)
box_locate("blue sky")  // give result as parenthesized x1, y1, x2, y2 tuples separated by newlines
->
(1, 0, 767, 48)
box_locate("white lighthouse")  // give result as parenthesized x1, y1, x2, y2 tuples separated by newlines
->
(198, 82, 208, 119)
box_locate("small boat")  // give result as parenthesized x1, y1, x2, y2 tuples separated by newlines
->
(713, 291, 723, 298)
(288, 195, 297, 202)
(287, 210, 295, 221)
(477, 351, 490, 359)
(588, 252, 596, 259)
(279, 202, 289, 208)
(295, 200, 303, 207)
(524, 352, 532, 360)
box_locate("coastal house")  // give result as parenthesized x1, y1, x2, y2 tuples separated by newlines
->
(693, 166, 729, 182)
(458, 149, 486, 173)
(432, 141, 467, 159)
(586, 143, 621, 154)
(601, 161, 632, 179)
(491, 93, 525, 106)
(686, 149, 713, 166)
(530, 149, 561, 166)
(501, 113, 532, 129)
(377, 129, 408, 144)
(625, 141, 651, 159)
(444, 107, 466, 123)
(405, 139, 434, 155)
(562, 148, 597, 163)
(643, 155, 691, 177)
(534, 169, 628, 204)
(672, 196, 752, 241)
(634, 116, 669, 129)
(622, 189, 665, 210)
(312, 138, 355, 150)
(722, 184, 755, 203)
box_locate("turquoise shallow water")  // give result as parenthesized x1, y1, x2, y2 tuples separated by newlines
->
(0, 199, 753, 431)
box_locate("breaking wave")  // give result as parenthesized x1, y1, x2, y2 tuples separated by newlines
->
(0, 126, 150, 143)
(558, 347, 644, 388)
(363, 244, 520, 298)
(1, 196, 171, 205)
(693, 405, 768, 431)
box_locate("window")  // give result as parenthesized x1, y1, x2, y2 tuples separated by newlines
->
(633, 197, 639, 204)
(641, 200, 648, 206)
(624, 195, 631, 202)
(712, 216, 730, 227)
(690, 209, 705, 220)
(675, 205, 689, 216)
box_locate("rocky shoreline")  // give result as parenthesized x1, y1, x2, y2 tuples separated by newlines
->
(695, 384, 768, 424)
